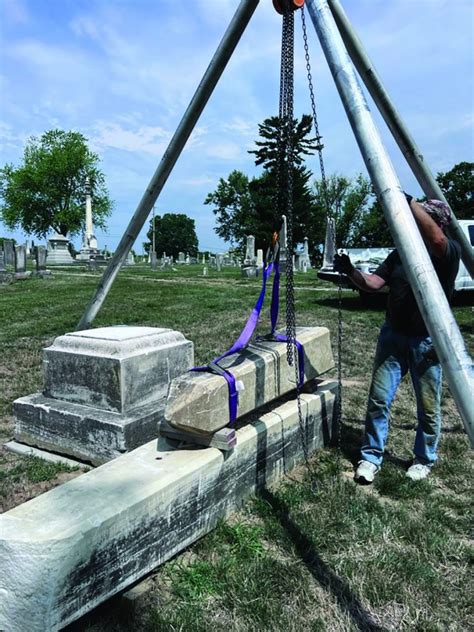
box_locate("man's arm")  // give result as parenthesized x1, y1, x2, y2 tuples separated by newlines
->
(409, 199, 448, 259)
(347, 268, 386, 292)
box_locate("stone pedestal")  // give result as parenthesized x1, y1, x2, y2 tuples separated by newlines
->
(14, 326, 194, 464)
(47, 233, 75, 265)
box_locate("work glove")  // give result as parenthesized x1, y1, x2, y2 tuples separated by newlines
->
(404, 191, 413, 205)
(333, 253, 354, 275)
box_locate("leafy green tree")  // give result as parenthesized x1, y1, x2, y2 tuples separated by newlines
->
(436, 161, 473, 219)
(207, 115, 323, 255)
(146, 213, 199, 259)
(313, 173, 377, 247)
(0, 129, 112, 238)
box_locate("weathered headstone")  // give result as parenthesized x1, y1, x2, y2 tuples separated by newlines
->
(14, 326, 194, 464)
(166, 326, 333, 436)
(244, 235, 256, 266)
(34, 246, 51, 277)
(256, 249, 264, 269)
(3, 239, 14, 266)
(322, 217, 336, 269)
(216, 254, 223, 272)
(150, 252, 158, 270)
(178, 252, 185, 264)
(0, 251, 12, 284)
(14, 245, 29, 280)
(202, 266, 208, 276)
(242, 235, 258, 278)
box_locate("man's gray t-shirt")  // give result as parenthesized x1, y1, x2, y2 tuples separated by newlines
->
(374, 240, 461, 336)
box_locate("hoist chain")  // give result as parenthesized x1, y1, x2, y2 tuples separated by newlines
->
(280, 10, 296, 369)
(301, 8, 329, 211)
(301, 7, 343, 476)
(277, 8, 319, 487)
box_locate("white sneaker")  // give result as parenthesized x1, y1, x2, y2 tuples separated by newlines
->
(406, 460, 432, 481)
(354, 460, 379, 484)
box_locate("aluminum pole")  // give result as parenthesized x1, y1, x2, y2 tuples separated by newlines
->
(327, 0, 474, 279)
(76, 0, 260, 331)
(306, 0, 473, 445)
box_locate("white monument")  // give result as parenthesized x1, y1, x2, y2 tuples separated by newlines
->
(76, 177, 101, 262)
(47, 233, 75, 265)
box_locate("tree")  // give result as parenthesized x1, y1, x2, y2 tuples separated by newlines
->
(206, 115, 322, 255)
(436, 161, 473, 219)
(312, 173, 379, 247)
(146, 213, 198, 259)
(0, 129, 113, 238)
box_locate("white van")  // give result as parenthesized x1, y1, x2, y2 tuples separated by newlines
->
(455, 220, 474, 292)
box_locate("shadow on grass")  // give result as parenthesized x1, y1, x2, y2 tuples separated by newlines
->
(260, 488, 386, 632)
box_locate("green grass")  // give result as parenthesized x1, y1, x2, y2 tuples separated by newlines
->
(1, 265, 472, 631)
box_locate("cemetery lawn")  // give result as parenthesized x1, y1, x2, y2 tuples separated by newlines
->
(1, 265, 472, 631)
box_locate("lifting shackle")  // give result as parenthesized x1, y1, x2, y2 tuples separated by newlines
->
(273, 0, 304, 15)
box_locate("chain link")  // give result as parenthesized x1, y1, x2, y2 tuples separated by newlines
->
(300, 7, 344, 475)
(277, 8, 319, 488)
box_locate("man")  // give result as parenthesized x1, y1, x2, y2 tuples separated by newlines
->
(334, 196, 460, 484)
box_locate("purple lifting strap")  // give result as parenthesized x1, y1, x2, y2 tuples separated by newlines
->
(191, 257, 305, 425)
(191, 262, 274, 424)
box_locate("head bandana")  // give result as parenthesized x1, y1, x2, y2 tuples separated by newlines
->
(421, 199, 451, 231)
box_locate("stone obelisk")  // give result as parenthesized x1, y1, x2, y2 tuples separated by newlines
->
(77, 177, 101, 262)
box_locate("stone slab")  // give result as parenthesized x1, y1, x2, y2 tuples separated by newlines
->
(43, 326, 194, 413)
(0, 380, 337, 632)
(165, 326, 334, 435)
(4, 441, 90, 469)
(14, 393, 167, 465)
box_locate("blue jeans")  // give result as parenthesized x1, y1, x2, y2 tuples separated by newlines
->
(361, 323, 442, 467)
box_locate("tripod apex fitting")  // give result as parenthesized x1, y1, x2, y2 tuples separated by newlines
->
(273, 0, 304, 15)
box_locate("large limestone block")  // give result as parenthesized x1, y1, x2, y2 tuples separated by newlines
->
(44, 326, 193, 412)
(166, 326, 333, 435)
(0, 380, 337, 632)
(14, 394, 166, 465)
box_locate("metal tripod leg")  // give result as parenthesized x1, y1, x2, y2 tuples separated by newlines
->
(305, 0, 473, 445)
(76, 0, 260, 331)
(327, 0, 474, 279)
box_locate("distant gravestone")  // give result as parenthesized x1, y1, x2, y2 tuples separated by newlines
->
(178, 252, 185, 264)
(0, 251, 11, 284)
(256, 249, 264, 269)
(244, 235, 256, 266)
(202, 266, 208, 277)
(3, 240, 14, 267)
(14, 245, 29, 280)
(322, 218, 336, 269)
(150, 253, 158, 270)
(216, 254, 223, 272)
(34, 246, 51, 277)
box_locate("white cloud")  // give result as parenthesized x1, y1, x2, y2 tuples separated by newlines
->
(91, 121, 171, 156)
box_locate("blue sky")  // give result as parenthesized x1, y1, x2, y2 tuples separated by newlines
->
(1, 0, 473, 253)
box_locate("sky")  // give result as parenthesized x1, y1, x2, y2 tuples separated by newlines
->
(1, 0, 473, 254)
